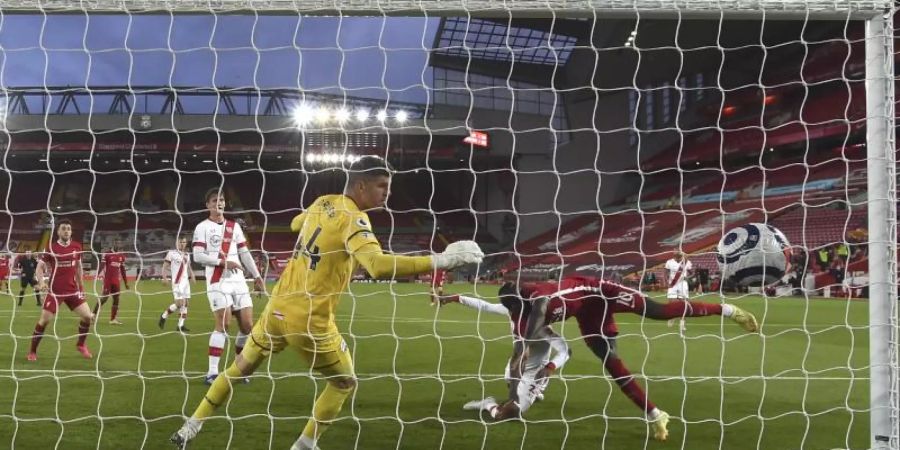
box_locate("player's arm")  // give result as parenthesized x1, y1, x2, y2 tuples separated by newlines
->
(189, 257, 197, 282)
(505, 337, 528, 404)
(535, 327, 571, 380)
(348, 218, 483, 278)
(191, 230, 240, 270)
(35, 259, 47, 291)
(96, 257, 106, 280)
(76, 254, 85, 292)
(234, 224, 264, 292)
(440, 294, 509, 316)
(290, 211, 307, 233)
(120, 256, 129, 289)
(161, 255, 171, 284)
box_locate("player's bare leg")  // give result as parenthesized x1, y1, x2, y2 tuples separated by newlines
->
(666, 296, 687, 332)
(72, 303, 95, 358)
(27, 307, 55, 361)
(160, 298, 189, 332)
(642, 297, 758, 333)
(583, 336, 670, 441)
(109, 291, 122, 325)
(93, 294, 109, 323)
(206, 307, 231, 384)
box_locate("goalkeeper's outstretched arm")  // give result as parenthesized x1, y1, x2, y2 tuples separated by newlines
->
(352, 240, 484, 279)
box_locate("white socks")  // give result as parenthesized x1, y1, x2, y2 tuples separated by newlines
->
(208, 331, 227, 376)
(722, 304, 735, 317)
(162, 304, 177, 318)
(177, 306, 187, 328)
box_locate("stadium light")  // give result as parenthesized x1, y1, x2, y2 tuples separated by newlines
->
(335, 108, 351, 123)
(315, 107, 331, 124)
(292, 103, 315, 127)
(376, 110, 388, 122)
(356, 109, 369, 122)
(395, 110, 409, 124)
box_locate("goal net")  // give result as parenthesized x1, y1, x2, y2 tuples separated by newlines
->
(0, 1, 896, 449)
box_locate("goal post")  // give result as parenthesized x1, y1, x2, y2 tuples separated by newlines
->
(865, 11, 898, 450)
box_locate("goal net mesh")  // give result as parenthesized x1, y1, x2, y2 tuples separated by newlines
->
(0, 2, 895, 449)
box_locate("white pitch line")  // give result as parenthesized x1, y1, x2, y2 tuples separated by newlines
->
(0, 369, 869, 381)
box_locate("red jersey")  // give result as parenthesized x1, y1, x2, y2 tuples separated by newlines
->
(511, 276, 646, 338)
(44, 240, 83, 296)
(102, 252, 127, 285)
(0, 256, 9, 273)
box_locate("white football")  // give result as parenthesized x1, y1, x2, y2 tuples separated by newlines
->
(717, 223, 792, 287)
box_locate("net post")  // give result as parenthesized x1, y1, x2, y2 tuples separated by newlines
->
(865, 9, 899, 450)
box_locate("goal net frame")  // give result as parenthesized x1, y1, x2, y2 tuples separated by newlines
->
(0, 1, 896, 449)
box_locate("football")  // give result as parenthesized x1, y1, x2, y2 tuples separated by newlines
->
(717, 223, 792, 287)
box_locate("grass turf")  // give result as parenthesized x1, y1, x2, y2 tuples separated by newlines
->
(0, 281, 870, 449)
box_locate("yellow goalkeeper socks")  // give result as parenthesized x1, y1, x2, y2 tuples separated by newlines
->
(301, 382, 354, 441)
(192, 364, 243, 419)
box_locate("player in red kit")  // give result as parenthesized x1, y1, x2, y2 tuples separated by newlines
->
(94, 239, 129, 325)
(0, 252, 10, 294)
(444, 276, 759, 441)
(28, 219, 94, 361)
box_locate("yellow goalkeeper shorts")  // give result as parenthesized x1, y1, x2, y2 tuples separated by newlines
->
(245, 304, 354, 379)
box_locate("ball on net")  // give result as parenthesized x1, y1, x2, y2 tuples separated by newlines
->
(716, 223, 792, 287)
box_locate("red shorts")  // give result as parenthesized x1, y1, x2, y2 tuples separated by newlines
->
(575, 292, 648, 338)
(0, 270, 8, 280)
(43, 292, 86, 315)
(102, 283, 121, 296)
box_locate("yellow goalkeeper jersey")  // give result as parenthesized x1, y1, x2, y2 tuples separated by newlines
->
(270, 194, 379, 336)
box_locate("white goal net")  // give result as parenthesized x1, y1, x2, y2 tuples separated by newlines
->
(0, 1, 896, 449)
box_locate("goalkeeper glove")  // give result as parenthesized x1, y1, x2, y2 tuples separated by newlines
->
(433, 240, 484, 270)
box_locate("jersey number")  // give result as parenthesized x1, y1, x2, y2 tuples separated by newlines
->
(302, 227, 322, 270)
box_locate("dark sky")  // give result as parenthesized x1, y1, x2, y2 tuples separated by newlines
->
(0, 15, 439, 105)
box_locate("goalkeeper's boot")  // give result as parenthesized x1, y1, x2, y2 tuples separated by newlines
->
(648, 409, 670, 441)
(158, 315, 167, 329)
(170, 419, 202, 449)
(730, 306, 759, 333)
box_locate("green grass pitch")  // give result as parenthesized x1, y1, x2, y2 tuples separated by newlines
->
(0, 281, 869, 449)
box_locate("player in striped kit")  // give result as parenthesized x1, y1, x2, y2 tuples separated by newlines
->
(192, 189, 265, 385)
(159, 236, 196, 333)
(664, 251, 693, 331)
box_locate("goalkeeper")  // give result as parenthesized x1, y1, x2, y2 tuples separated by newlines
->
(171, 155, 484, 450)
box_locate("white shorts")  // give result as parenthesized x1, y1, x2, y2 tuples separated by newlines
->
(504, 339, 552, 414)
(514, 371, 550, 414)
(667, 281, 689, 299)
(207, 280, 252, 312)
(172, 281, 191, 300)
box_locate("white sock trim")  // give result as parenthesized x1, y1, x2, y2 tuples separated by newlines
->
(722, 304, 735, 317)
